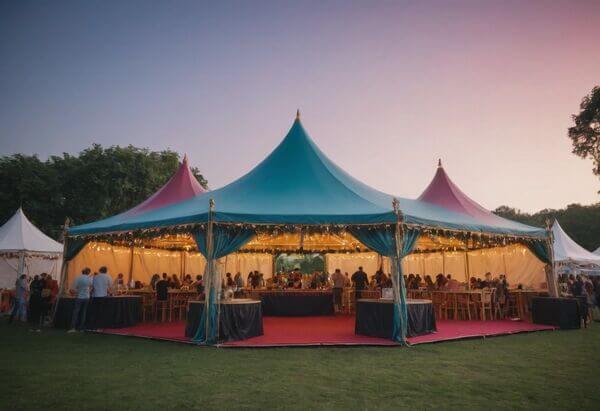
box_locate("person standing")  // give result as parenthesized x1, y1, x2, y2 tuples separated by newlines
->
(351, 266, 369, 299)
(113, 273, 125, 291)
(155, 273, 170, 302)
(8, 274, 28, 324)
(28, 275, 44, 331)
(92, 266, 113, 298)
(69, 268, 92, 332)
(331, 269, 346, 312)
(234, 272, 243, 289)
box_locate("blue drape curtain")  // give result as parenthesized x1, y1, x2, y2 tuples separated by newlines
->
(349, 226, 421, 344)
(526, 240, 551, 265)
(64, 238, 87, 261)
(192, 225, 255, 344)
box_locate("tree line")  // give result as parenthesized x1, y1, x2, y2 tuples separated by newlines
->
(494, 203, 600, 251)
(0, 145, 208, 240)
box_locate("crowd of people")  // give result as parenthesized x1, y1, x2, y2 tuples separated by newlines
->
(7, 272, 59, 331)
(558, 274, 600, 321)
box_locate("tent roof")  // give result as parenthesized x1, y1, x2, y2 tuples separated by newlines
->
(418, 160, 540, 233)
(595, 247, 600, 256)
(552, 220, 600, 264)
(69, 117, 545, 238)
(0, 208, 63, 253)
(124, 154, 206, 216)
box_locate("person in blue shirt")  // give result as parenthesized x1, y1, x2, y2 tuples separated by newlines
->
(69, 268, 93, 332)
(92, 266, 113, 297)
(8, 274, 28, 323)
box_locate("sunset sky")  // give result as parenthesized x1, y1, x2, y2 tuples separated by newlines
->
(1, 1, 598, 212)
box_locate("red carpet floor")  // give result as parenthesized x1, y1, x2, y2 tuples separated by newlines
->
(100, 316, 556, 347)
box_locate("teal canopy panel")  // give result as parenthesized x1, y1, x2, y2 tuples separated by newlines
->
(69, 119, 546, 238)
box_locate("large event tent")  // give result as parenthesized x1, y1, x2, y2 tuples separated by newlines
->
(0, 208, 63, 289)
(407, 160, 549, 289)
(66, 115, 552, 344)
(552, 220, 600, 266)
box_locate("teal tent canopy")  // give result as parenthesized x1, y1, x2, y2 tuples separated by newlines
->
(69, 117, 545, 238)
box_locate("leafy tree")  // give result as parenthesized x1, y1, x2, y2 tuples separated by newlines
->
(0, 145, 208, 240)
(494, 203, 600, 251)
(569, 86, 600, 180)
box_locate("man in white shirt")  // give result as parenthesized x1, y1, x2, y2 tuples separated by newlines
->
(92, 266, 113, 297)
(69, 268, 93, 332)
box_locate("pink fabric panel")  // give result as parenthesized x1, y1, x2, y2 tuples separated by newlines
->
(418, 166, 504, 225)
(126, 158, 206, 216)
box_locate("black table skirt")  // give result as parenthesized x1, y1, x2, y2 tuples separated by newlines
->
(260, 293, 334, 316)
(185, 301, 263, 342)
(355, 300, 437, 339)
(54, 296, 142, 329)
(531, 297, 581, 329)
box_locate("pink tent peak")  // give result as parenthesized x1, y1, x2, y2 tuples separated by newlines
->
(418, 160, 504, 225)
(125, 154, 206, 216)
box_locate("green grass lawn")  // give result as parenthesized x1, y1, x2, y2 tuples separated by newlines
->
(0, 322, 598, 410)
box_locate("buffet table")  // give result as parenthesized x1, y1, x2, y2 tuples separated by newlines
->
(54, 296, 142, 329)
(185, 299, 263, 342)
(531, 296, 581, 329)
(355, 298, 437, 339)
(249, 290, 334, 316)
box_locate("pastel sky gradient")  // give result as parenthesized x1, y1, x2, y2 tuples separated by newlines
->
(1, 0, 598, 212)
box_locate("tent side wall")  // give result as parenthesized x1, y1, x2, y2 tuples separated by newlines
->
(66, 242, 273, 287)
(0, 253, 62, 289)
(324, 244, 546, 290)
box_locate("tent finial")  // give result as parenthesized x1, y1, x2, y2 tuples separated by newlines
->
(438, 158, 442, 168)
(183, 153, 189, 164)
(296, 109, 300, 121)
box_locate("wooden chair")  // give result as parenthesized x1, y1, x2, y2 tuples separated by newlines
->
(455, 292, 473, 320)
(343, 287, 355, 314)
(430, 292, 447, 320)
(469, 292, 483, 320)
(141, 293, 155, 322)
(155, 299, 169, 322)
(481, 289, 495, 320)
(169, 292, 189, 321)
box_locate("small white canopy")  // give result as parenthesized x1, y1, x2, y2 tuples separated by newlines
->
(0, 209, 63, 288)
(0, 208, 62, 254)
(552, 220, 600, 265)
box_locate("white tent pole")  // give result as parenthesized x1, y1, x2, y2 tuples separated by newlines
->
(17, 250, 25, 278)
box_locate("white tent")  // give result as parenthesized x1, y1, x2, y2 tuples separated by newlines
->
(552, 220, 600, 266)
(0, 208, 63, 289)
(594, 246, 600, 256)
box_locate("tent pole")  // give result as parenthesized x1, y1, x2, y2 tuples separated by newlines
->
(16, 250, 25, 280)
(464, 238, 470, 290)
(51, 217, 70, 325)
(442, 251, 446, 277)
(545, 220, 559, 297)
(127, 240, 135, 287)
(392, 198, 408, 344)
(204, 198, 216, 343)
